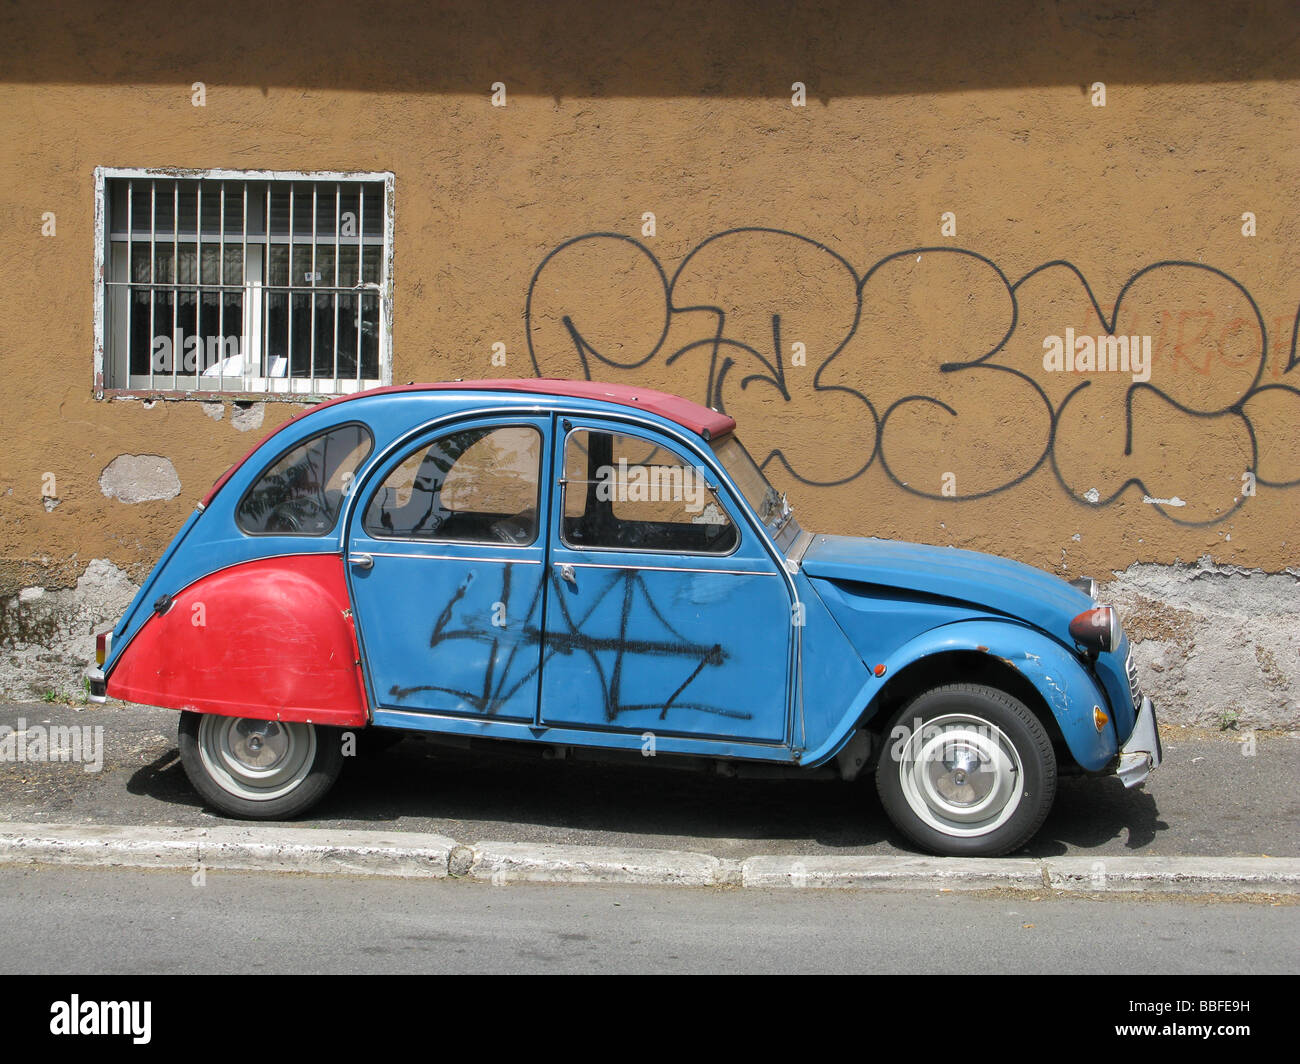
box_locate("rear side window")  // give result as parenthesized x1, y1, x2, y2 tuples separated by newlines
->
(363, 424, 542, 544)
(236, 423, 372, 536)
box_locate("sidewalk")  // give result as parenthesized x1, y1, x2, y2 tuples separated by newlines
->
(2, 699, 1297, 892)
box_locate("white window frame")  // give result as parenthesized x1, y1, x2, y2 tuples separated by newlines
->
(93, 167, 395, 401)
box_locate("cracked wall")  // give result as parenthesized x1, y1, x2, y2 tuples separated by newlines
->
(1107, 561, 1300, 729)
(0, 561, 139, 702)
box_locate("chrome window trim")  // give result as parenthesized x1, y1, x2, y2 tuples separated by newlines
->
(368, 551, 541, 564)
(785, 529, 815, 568)
(555, 560, 779, 577)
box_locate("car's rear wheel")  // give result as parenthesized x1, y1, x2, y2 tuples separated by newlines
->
(178, 711, 343, 819)
(875, 683, 1056, 857)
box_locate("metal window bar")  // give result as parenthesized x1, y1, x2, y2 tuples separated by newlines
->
(287, 182, 295, 388)
(242, 183, 251, 394)
(333, 183, 340, 386)
(104, 175, 387, 396)
(218, 180, 224, 390)
(263, 181, 271, 394)
(310, 183, 317, 388)
(195, 180, 202, 384)
(356, 186, 363, 386)
(171, 181, 179, 391)
(149, 180, 156, 392)
(126, 180, 133, 386)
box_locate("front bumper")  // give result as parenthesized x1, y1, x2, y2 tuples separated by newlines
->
(1115, 695, 1162, 788)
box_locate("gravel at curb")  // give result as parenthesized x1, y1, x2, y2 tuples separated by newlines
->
(1, 823, 1297, 893)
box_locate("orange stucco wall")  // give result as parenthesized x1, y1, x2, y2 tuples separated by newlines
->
(1, 0, 1296, 601)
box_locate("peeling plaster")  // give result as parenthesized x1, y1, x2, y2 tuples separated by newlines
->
(98, 455, 182, 504)
(0, 560, 139, 700)
(231, 402, 265, 432)
(1107, 561, 1300, 729)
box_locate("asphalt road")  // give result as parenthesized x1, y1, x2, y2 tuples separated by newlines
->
(1, 864, 1295, 974)
(1, 699, 1296, 859)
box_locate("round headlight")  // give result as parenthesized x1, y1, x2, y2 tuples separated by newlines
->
(1069, 605, 1119, 653)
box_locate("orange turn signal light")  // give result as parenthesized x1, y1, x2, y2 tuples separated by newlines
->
(1093, 706, 1109, 731)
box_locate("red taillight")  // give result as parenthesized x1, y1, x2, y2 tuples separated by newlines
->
(1069, 606, 1118, 653)
(95, 630, 111, 666)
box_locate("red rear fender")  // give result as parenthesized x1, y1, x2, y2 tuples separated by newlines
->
(107, 554, 369, 727)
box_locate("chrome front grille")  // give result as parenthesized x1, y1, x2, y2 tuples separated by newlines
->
(1125, 648, 1142, 711)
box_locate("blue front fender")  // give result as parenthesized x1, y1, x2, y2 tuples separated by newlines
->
(804, 619, 1119, 772)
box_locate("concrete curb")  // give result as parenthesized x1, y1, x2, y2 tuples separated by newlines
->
(1, 823, 1297, 893)
(1041, 855, 1300, 893)
(0, 823, 455, 879)
(742, 853, 1300, 892)
(468, 840, 741, 886)
(740, 854, 1046, 891)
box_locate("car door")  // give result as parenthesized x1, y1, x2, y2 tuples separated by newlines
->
(347, 416, 550, 723)
(540, 419, 793, 744)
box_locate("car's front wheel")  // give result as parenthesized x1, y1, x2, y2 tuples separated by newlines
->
(178, 711, 343, 819)
(875, 683, 1056, 857)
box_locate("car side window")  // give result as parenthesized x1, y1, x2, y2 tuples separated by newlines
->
(236, 423, 372, 536)
(363, 424, 541, 544)
(562, 429, 736, 554)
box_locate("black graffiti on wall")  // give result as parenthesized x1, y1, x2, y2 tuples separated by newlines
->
(526, 230, 1300, 526)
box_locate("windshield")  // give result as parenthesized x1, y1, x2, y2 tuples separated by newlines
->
(711, 435, 802, 549)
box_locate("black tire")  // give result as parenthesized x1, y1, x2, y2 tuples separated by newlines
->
(875, 683, 1056, 857)
(178, 711, 344, 820)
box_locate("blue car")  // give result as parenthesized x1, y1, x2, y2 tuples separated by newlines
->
(88, 379, 1162, 857)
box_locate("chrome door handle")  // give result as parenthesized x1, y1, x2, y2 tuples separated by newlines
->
(351, 553, 374, 570)
(559, 564, 576, 584)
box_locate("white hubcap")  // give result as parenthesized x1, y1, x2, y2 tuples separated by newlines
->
(197, 716, 316, 801)
(896, 713, 1024, 837)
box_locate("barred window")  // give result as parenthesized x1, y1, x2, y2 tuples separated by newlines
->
(95, 168, 393, 398)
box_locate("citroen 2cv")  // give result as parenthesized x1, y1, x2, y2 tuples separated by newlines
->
(88, 379, 1161, 856)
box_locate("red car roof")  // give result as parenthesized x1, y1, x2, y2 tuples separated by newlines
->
(200, 379, 735, 507)
(437, 379, 735, 438)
